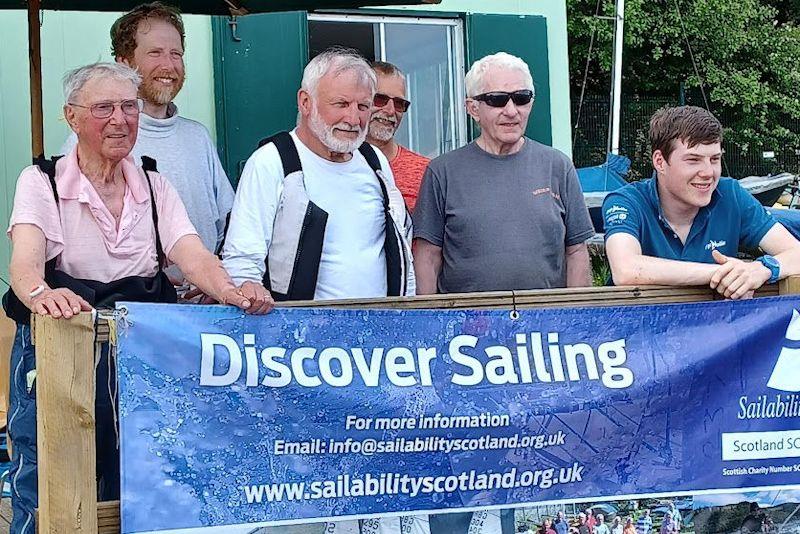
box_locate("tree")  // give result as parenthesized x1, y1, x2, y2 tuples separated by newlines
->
(568, 0, 800, 154)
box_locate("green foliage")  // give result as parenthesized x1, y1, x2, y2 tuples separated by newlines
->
(590, 247, 610, 286)
(568, 0, 800, 149)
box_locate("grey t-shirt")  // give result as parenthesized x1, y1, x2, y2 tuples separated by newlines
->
(413, 139, 593, 293)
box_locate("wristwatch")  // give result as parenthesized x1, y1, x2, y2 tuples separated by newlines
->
(757, 255, 781, 284)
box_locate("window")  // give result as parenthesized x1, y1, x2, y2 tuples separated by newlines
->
(308, 13, 467, 159)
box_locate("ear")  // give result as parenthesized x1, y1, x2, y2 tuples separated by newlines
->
(64, 104, 80, 134)
(652, 149, 667, 174)
(465, 98, 480, 124)
(118, 55, 132, 68)
(297, 89, 312, 119)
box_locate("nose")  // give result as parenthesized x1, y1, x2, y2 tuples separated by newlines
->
(699, 159, 715, 177)
(345, 102, 364, 125)
(501, 98, 519, 116)
(108, 103, 127, 123)
(382, 98, 396, 113)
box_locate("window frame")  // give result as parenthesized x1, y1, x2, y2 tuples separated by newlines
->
(308, 12, 468, 156)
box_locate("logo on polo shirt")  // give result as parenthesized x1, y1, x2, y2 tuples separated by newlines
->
(704, 239, 726, 251)
(768, 309, 800, 392)
(605, 205, 628, 225)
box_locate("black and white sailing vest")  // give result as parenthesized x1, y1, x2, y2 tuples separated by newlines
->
(258, 131, 414, 301)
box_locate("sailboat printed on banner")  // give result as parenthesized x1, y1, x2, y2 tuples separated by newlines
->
(767, 309, 800, 392)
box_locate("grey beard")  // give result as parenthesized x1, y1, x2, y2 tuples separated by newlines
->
(368, 120, 396, 142)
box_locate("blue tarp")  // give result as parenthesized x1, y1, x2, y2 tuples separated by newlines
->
(576, 153, 630, 193)
(768, 208, 800, 241)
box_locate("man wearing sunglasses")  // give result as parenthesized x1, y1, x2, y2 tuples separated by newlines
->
(61, 2, 234, 295)
(413, 52, 594, 296)
(367, 61, 430, 212)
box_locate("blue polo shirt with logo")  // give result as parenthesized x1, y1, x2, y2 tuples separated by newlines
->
(602, 177, 776, 262)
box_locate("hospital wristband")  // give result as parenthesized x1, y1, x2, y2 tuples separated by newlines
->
(29, 284, 46, 299)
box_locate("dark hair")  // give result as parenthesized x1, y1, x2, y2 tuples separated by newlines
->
(111, 2, 186, 61)
(649, 105, 723, 161)
(371, 60, 404, 78)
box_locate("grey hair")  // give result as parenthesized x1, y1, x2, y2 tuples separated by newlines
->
(301, 47, 377, 98)
(465, 52, 534, 98)
(63, 61, 142, 104)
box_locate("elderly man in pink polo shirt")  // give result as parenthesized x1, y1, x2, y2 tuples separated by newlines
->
(2, 62, 272, 534)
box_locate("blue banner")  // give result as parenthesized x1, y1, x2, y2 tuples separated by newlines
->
(117, 297, 800, 533)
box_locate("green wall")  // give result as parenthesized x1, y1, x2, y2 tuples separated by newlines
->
(0, 1, 571, 281)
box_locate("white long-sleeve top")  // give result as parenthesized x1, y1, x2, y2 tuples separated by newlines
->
(223, 129, 415, 300)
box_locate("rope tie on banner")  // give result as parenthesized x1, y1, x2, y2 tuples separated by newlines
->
(509, 290, 520, 321)
(115, 305, 133, 335)
(96, 308, 129, 448)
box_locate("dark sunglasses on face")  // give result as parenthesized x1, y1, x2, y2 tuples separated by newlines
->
(473, 89, 534, 108)
(373, 93, 411, 113)
(69, 98, 143, 119)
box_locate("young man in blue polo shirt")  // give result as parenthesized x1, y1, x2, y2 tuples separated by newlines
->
(603, 106, 800, 298)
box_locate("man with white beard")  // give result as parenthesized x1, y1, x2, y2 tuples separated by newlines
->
(366, 62, 430, 212)
(223, 47, 415, 304)
(62, 2, 234, 289)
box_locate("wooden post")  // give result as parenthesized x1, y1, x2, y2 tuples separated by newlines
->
(28, 0, 44, 158)
(34, 313, 98, 533)
(779, 275, 800, 295)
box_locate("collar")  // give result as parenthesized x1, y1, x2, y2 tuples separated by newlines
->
(55, 146, 150, 204)
(138, 102, 179, 138)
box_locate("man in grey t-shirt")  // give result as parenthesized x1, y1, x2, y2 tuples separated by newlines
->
(413, 52, 594, 295)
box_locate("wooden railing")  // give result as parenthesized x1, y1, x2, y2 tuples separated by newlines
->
(31, 280, 800, 533)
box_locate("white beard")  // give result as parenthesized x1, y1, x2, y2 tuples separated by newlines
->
(308, 104, 367, 154)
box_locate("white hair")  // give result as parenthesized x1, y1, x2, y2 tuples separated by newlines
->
(63, 62, 142, 103)
(301, 47, 377, 98)
(465, 52, 534, 98)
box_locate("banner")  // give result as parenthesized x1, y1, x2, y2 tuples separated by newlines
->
(117, 298, 800, 534)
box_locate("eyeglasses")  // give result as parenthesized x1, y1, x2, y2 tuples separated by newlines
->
(472, 90, 533, 108)
(373, 93, 411, 112)
(68, 99, 143, 119)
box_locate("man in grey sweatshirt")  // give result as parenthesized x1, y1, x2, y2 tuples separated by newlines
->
(62, 2, 234, 284)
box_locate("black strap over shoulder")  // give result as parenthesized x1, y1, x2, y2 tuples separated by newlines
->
(357, 142, 383, 174)
(139, 156, 167, 270)
(259, 131, 302, 177)
(357, 143, 402, 296)
(141, 155, 158, 173)
(33, 155, 64, 205)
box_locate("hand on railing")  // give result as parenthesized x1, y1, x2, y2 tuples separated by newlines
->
(219, 281, 274, 314)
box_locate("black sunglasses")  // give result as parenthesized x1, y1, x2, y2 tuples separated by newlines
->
(374, 93, 411, 112)
(473, 90, 533, 108)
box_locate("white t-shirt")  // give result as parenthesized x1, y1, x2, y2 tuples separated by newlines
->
(223, 130, 397, 300)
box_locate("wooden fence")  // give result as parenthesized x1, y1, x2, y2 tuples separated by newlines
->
(30, 280, 800, 533)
